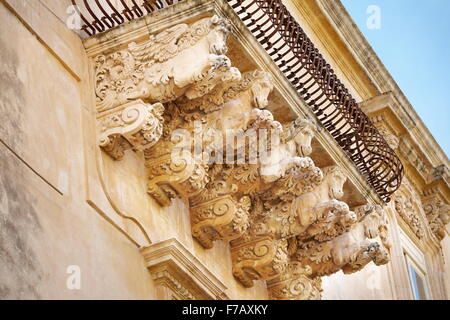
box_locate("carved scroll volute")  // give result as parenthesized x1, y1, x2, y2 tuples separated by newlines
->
(231, 237, 289, 288)
(98, 100, 164, 160)
(146, 150, 210, 207)
(190, 195, 251, 249)
(267, 263, 322, 300)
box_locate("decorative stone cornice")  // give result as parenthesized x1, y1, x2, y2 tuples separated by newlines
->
(141, 238, 229, 300)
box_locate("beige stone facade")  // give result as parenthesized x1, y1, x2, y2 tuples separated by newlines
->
(0, 0, 448, 300)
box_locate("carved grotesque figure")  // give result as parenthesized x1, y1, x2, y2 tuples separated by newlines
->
(95, 15, 240, 112)
(260, 166, 357, 241)
(260, 118, 318, 183)
(230, 165, 357, 288)
(296, 205, 390, 277)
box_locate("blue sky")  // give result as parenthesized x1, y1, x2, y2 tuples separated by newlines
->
(342, 0, 450, 158)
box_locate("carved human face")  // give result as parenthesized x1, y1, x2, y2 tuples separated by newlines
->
(293, 124, 316, 157)
(252, 77, 273, 109)
(326, 169, 346, 200)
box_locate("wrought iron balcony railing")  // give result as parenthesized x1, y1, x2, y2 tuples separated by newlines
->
(71, 0, 179, 37)
(76, 0, 404, 202)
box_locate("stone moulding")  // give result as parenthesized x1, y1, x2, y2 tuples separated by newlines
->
(141, 238, 229, 300)
(190, 195, 251, 249)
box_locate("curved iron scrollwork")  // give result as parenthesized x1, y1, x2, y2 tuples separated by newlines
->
(226, 0, 403, 202)
(71, 0, 179, 37)
(76, 0, 403, 202)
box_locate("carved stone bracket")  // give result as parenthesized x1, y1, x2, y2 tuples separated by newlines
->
(146, 151, 210, 207)
(231, 237, 289, 288)
(98, 100, 164, 160)
(92, 14, 395, 299)
(423, 198, 450, 241)
(190, 195, 251, 249)
(393, 181, 424, 239)
(267, 263, 322, 300)
(294, 205, 391, 277)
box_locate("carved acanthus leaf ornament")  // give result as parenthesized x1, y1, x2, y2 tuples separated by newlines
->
(423, 198, 450, 241)
(393, 182, 424, 239)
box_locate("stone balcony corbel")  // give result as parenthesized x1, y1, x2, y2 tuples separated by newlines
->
(266, 262, 322, 300)
(294, 204, 391, 278)
(228, 165, 359, 288)
(84, 1, 402, 299)
(98, 100, 164, 160)
(94, 14, 241, 162)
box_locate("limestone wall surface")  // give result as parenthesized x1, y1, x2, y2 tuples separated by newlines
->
(0, 0, 156, 299)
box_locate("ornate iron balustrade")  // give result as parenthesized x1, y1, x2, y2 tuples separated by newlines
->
(77, 0, 403, 202)
(71, 0, 179, 37)
(227, 0, 403, 202)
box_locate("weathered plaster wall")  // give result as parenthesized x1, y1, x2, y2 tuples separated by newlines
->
(0, 0, 155, 299)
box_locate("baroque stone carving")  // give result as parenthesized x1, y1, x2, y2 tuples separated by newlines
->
(94, 15, 239, 112)
(393, 182, 424, 238)
(91, 14, 395, 299)
(423, 198, 450, 241)
(260, 118, 318, 183)
(95, 15, 241, 161)
(257, 166, 356, 241)
(267, 263, 322, 300)
(190, 193, 251, 249)
(294, 205, 390, 277)
(231, 237, 289, 288)
(229, 165, 358, 288)
(98, 100, 164, 160)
